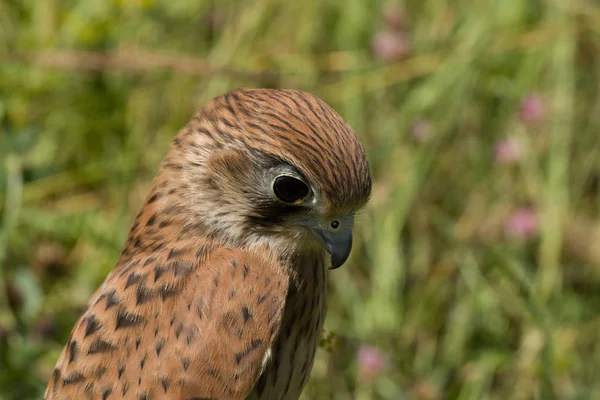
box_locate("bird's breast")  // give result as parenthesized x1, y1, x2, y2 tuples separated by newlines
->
(248, 252, 328, 400)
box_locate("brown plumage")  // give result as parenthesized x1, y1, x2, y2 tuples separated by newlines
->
(45, 88, 371, 400)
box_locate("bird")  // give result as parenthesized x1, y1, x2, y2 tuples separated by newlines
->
(44, 88, 372, 400)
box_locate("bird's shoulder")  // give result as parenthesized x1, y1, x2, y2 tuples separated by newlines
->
(45, 245, 289, 400)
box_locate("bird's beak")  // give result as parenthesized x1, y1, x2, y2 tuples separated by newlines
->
(317, 229, 353, 270)
(304, 215, 354, 270)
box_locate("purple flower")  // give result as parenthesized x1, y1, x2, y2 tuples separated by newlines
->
(357, 345, 389, 382)
(493, 137, 523, 165)
(410, 120, 433, 142)
(371, 30, 411, 63)
(504, 208, 538, 240)
(519, 93, 545, 125)
(204, 9, 225, 33)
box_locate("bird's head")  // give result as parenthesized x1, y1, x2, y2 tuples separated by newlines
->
(154, 88, 371, 269)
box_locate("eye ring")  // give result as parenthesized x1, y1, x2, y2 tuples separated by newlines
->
(272, 175, 310, 204)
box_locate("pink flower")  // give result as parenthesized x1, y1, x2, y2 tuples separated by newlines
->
(357, 345, 389, 382)
(504, 208, 538, 240)
(493, 137, 523, 165)
(382, 2, 407, 31)
(204, 10, 225, 33)
(410, 119, 433, 142)
(372, 30, 411, 63)
(519, 93, 546, 125)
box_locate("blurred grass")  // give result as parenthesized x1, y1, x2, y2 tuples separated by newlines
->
(2, 0, 600, 399)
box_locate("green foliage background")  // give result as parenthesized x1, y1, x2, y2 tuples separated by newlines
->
(1, 0, 600, 398)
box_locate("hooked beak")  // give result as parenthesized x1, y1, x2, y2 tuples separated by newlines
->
(305, 215, 354, 270)
(317, 229, 353, 270)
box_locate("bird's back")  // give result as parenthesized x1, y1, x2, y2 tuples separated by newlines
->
(44, 241, 293, 399)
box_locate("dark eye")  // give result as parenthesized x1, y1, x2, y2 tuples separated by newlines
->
(273, 175, 309, 204)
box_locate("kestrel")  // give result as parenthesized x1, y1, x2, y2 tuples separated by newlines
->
(45, 88, 371, 400)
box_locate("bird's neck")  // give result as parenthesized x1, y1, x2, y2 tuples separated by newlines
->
(118, 187, 327, 290)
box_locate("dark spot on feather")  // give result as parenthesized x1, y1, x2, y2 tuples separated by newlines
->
(68, 340, 78, 363)
(115, 309, 145, 330)
(164, 162, 183, 170)
(51, 368, 61, 390)
(102, 290, 120, 310)
(160, 284, 179, 301)
(167, 248, 180, 260)
(235, 338, 264, 364)
(242, 306, 252, 323)
(125, 273, 143, 289)
(143, 256, 156, 267)
(196, 245, 209, 258)
(257, 290, 270, 305)
(84, 315, 101, 337)
(62, 372, 85, 386)
(154, 264, 167, 282)
(156, 340, 165, 356)
(88, 338, 116, 354)
(136, 286, 153, 306)
(151, 242, 166, 252)
(96, 366, 107, 379)
(147, 193, 161, 204)
(101, 388, 112, 400)
(175, 322, 183, 339)
(172, 260, 194, 277)
(185, 326, 198, 346)
(146, 215, 156, 226)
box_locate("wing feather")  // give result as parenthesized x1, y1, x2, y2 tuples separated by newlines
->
(45, 246, 288, 400)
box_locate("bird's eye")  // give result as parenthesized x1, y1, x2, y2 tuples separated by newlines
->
(273, 175, 310, 204)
